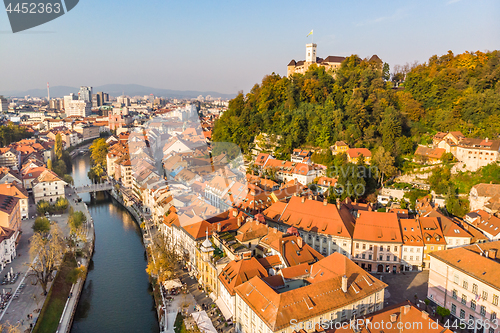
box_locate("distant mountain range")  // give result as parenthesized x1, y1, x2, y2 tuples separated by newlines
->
(1, 84, 236, 99)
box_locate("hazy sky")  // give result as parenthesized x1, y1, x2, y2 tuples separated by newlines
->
(0, 0, 498, 94)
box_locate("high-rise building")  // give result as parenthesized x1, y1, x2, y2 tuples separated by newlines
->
(95, 91, 107, 107)
(78, 86, 93, 103)
(0, 97, 8, 112)
(66, 100, 91, 117)
(64, 93, 77, 110)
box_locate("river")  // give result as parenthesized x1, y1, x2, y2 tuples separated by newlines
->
(69, 153, 159, 333)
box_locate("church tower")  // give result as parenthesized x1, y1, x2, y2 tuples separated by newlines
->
(306, 43, 317, 63)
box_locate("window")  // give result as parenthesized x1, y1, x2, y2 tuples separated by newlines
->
(369, 245, 373, 251)
(362, 254, 366, 259)
(380, 255, 384, 260)
(482, 291, 488, 301)
(368, 255, 372, 260)
(394, 246, 398, 251)
(454, 274, 459, 284)
(463, 280, 468, 290)
(472, 284, 478, 295)
(491, 312, 496, 321)
(460, 309, 465, 319)
(481, 306, 486, 316)
(461, 294, 467, 305)
(451, 303, 457, 315)
(394, 256, 398, 261)
(356, 243, 359, 249)
(452, 290, 458, 300)
(410, 256, 413, 261)
(363, 244, 366, 250)
(471, 300, 476, 310)
(490, 328, 495, 333)
(493, 295, 499, 306)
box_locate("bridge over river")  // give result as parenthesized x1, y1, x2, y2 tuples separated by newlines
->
(74, 182, 113, 194)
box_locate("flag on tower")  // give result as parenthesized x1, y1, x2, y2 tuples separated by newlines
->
(306, 30, 313, 37)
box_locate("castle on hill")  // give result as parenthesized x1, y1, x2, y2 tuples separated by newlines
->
(287, 43, 382, 77)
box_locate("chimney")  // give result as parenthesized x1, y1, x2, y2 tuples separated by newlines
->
(402, 304, 410, 315)
(421, 311, 429, 320)
(489, 249, 497, 259)
(486, 137, 489, 142)
(354, 198, 357, 204)
(301, 196, 306, 203)
(217, 223, 221, 233)
(341, 275, 348, 293)
(336, 198, 341, 209)
(237, 217, 242, 227)
(273, 227, 277, 233)
(485, 250, 490, 258)
(390, 313, 398, 323)
(308, 194, 313, 200)
(232, 209, 237, 217)
(323, 199, 328, 206)
(297, 237, 303, 248)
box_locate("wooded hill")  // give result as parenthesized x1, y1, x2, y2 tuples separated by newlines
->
(212, 50, 500, 161)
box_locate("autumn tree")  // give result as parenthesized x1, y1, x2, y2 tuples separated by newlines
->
(28, 224, 66, 294)
(47, 158, 52, 170)
(89, 138, 108, 167)
(372, 147, 397, 185)
(88, 138, 109, 182)
(55, 133, 63, 160)
(36, 200, 51, 216)
(146, 232, 178, 283)
(67, 210, 87, 247)
(32, 217, 51, 234)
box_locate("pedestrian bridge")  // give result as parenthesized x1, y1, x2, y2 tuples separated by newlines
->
(75, 182, 113, 194)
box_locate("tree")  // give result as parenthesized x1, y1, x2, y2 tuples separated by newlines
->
(382, 62, 390, 81)
(67, 265, 87, 284)
(32, 217, 51, 234)
(436, 306, 451, 323)
(54, 197, 68, 212)
(36, 200, 51, 216)
(0, 323, 21, 333)
(372, 147, 397, 185)
(28, 224, 66, 294)
(68, 211, 87, 235)
(146, 232, 178, 283)
(55, 133, 63, 160)
(89, 138, 108, 168)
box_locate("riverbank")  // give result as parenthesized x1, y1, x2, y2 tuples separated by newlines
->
(54, 187, 96, 333)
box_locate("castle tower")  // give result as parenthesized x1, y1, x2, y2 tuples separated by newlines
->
(306, 43, 317, 63)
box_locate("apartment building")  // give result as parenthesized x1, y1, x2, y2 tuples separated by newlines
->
(234, 253, 386, 333)
(400, 218, 425, 271)
(428, 242, 500, 333)
(352, 211, 402, 273)
(263, 196, 355, 257)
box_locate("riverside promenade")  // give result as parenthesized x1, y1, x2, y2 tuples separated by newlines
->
(0, 184, 94, 333)
(55, 185, 95, 333)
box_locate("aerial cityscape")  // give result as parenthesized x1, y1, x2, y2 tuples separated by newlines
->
(0, 1, 499, 333)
